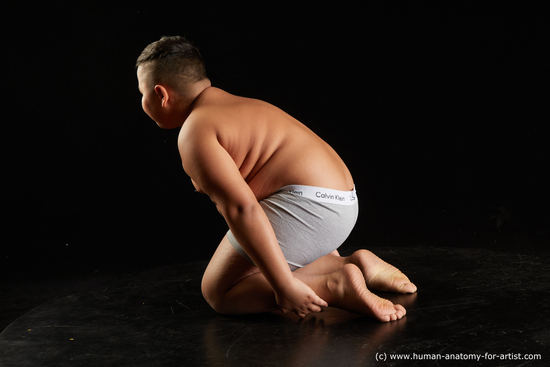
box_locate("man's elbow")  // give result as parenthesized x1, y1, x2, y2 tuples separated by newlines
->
(221, 200, 261, 223)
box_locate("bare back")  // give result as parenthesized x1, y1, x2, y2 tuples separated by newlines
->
(180, 87, 353, 201)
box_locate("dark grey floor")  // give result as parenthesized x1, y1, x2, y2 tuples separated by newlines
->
(1, 246, 549, 366)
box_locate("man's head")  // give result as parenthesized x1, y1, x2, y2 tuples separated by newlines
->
(136, 36, 210, 128)
(136, 36, 208, 93)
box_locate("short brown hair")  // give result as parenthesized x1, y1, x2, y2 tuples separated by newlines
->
(136, 36, 207, 91)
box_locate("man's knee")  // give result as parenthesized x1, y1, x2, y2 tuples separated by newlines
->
(201, 275, 222, 313)
(201, 273, 233, 314)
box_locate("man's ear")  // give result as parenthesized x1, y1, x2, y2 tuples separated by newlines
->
(154, 85, 170, 107)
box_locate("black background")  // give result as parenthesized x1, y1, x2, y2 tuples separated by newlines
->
(3, 2, 547, 277)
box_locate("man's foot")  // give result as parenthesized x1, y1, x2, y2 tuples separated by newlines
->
(348, 250, 417, 294)
(326, 264, 406, 322)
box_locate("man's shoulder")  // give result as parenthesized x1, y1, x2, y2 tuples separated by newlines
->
(179, 108, 218, 140)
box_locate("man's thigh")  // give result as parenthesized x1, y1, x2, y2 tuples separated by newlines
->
(202, 234, 260, 297)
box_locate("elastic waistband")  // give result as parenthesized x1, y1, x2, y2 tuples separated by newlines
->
(279, 185, 357, 206)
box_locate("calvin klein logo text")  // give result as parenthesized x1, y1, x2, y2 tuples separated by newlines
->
(316, 191, 346, 201)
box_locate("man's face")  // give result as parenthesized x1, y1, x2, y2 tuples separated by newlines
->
(137, 65, 164, 127)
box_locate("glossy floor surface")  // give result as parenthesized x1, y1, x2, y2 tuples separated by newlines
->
(1, 246, 549, 366)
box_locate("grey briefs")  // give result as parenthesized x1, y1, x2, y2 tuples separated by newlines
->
(227, 185, 359, 271)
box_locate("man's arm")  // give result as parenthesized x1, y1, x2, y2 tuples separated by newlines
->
(178, 121, 327, 316)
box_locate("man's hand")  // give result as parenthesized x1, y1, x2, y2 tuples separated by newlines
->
(274, 277, 328, 318)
